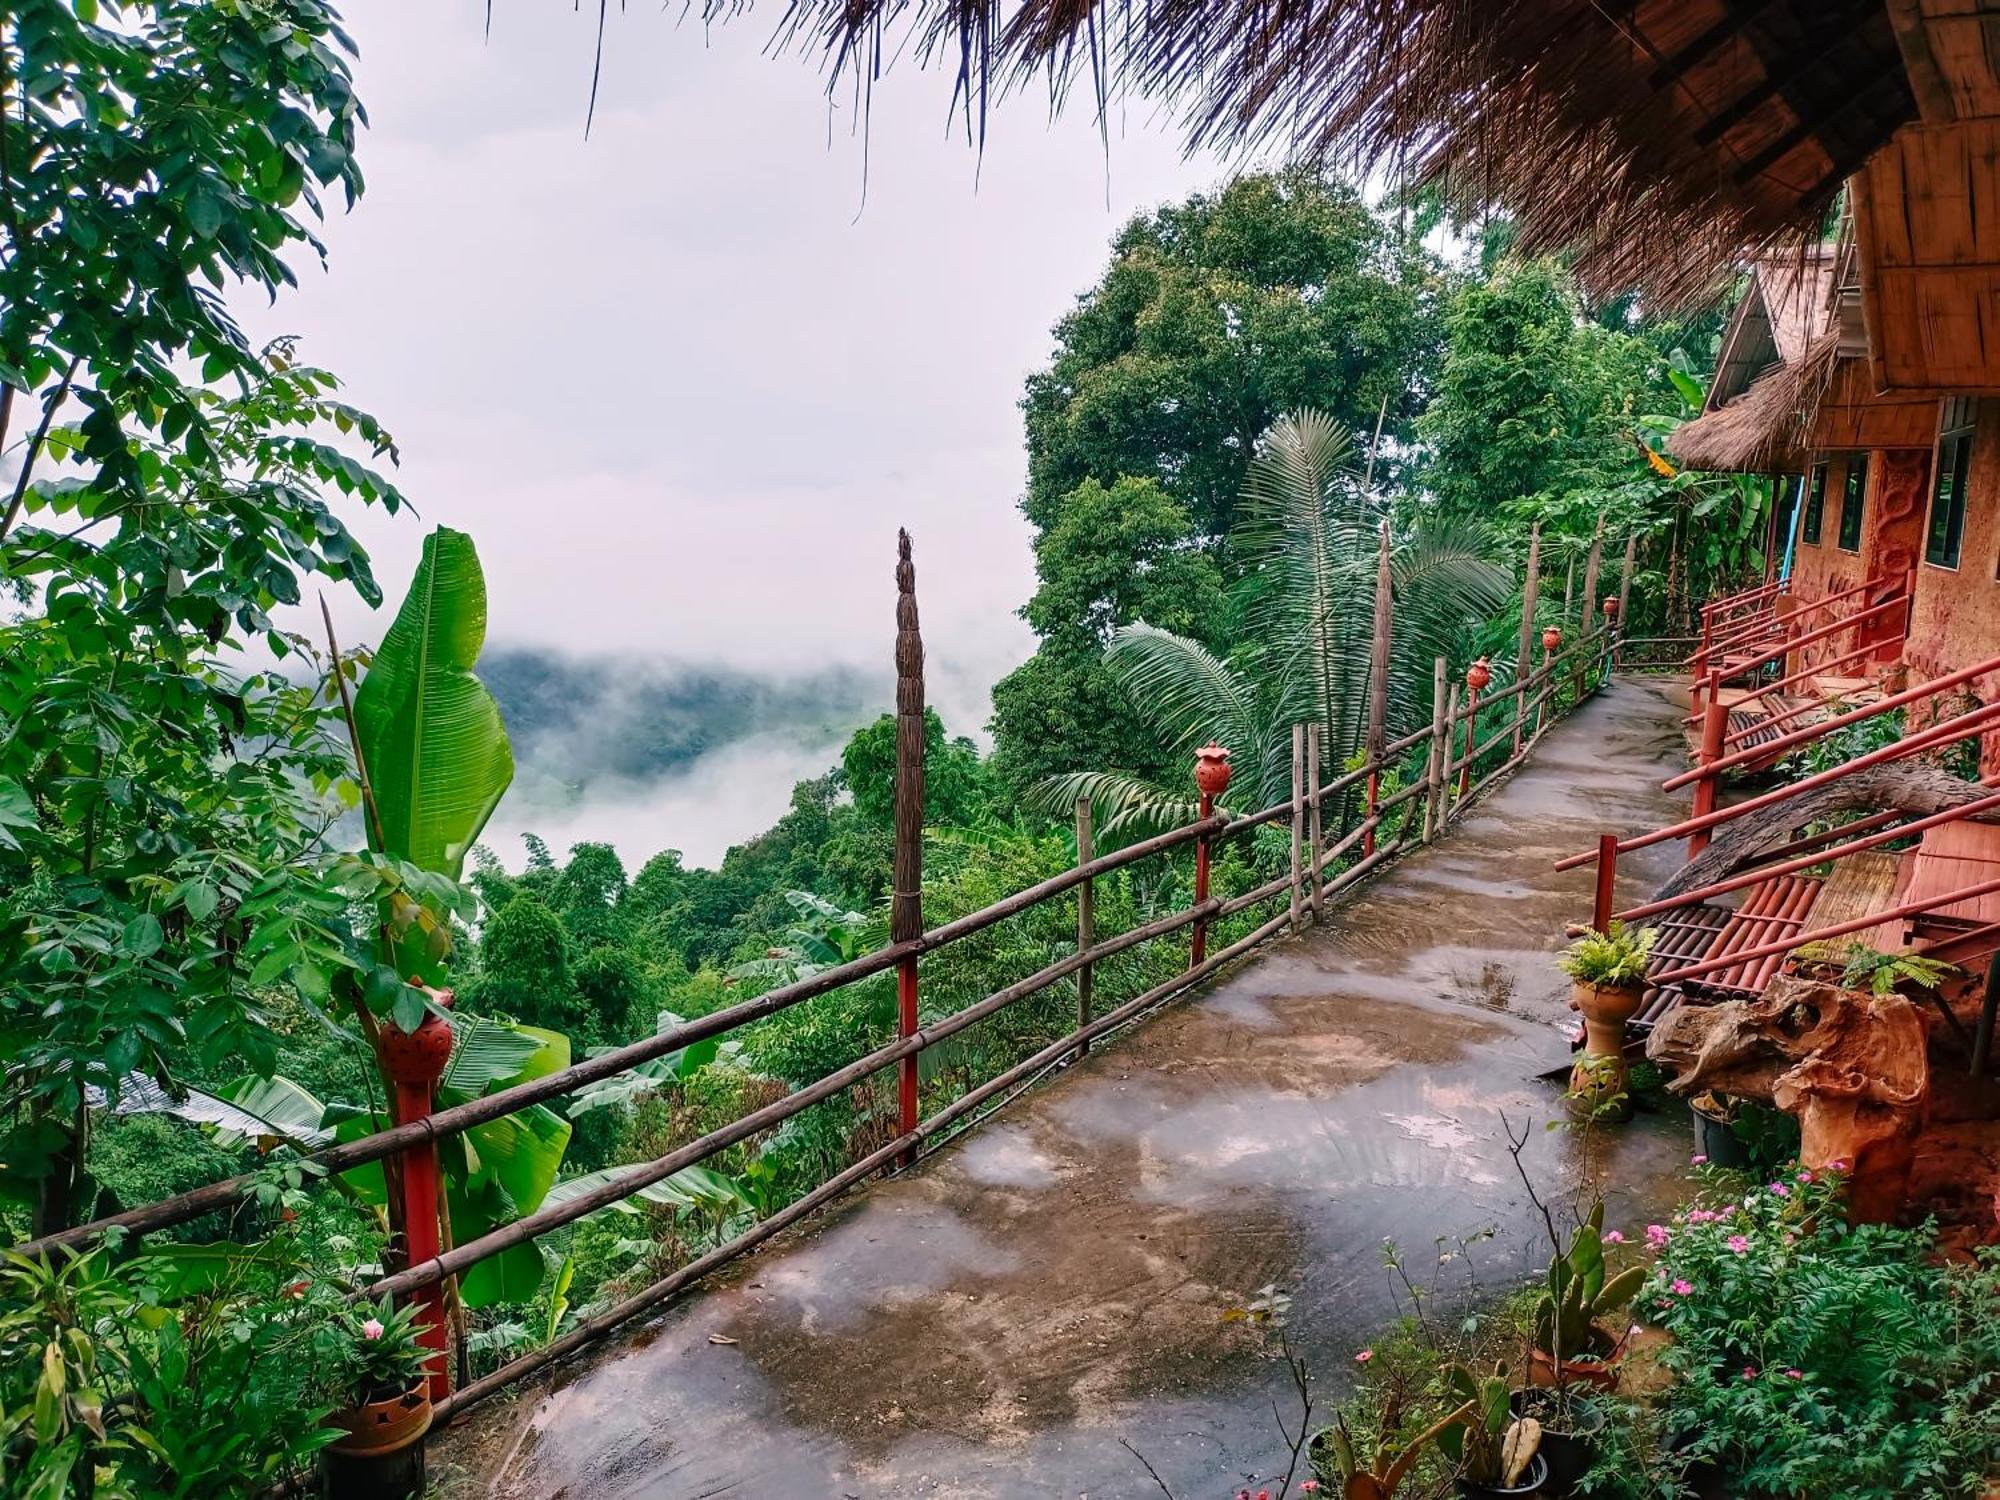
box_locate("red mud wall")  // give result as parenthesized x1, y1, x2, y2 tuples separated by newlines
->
(1899, 404, 2000, 773)
(1789, 452, 1872, 603)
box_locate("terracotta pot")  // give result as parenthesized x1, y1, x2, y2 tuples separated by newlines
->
(1570, 979, 1643, 1034)
(327, 1384, 432, 1458)
(1528, 1325, 1627, 1392)
(1566, 979, 1644, 1121)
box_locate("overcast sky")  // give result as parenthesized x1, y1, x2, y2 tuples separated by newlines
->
(252, 3, 1230, 731)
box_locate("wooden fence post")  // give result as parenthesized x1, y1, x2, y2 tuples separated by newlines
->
(892, 531, 925, 1166)
(1689, 669, 1726, 861)
(1072, 797, 1093, 1063)
(1422, 657, 1448, 843)
(1306, 723, 1324, 919)
(1576, 517, 1604, 699)
(1514, 522, 1540, 755)
(1290, 723, 1306, 930)
(1364, 519, 1393, 854)
(1614, 531, 1637, 667)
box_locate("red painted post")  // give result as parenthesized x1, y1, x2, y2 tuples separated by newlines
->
(378, 999, 455, 1402)
(1459, 657, 1491, 796)
(1592, 834, 1619, 933)
(1688, 671, 1727, 861)
(1191, 743, 1232, 967)
(1601, 595, 1620, 679)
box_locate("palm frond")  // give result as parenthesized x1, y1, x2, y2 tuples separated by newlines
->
(1104, 623, 1264, 757)
(1025, 769, 1205, 844)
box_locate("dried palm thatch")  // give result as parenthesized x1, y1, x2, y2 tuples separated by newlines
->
(1665, 331, 1839, 473)
(769, 0, 1911, 305)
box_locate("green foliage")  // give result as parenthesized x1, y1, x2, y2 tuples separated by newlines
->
(1630, 1169, 2000, 1499)
(328, 1296, 428, 1404)
(1532, 1202, 1646, 1360)
(1438, 1363, 1540, 1486)
(840, 709, 993, 829)
(0, 1242, 344, 1498)
(995, 169, 1440, 783)
(0, 0, 395, 1235)
(1838, 944, 1959, 998)
(1556, 922, 1655, 987)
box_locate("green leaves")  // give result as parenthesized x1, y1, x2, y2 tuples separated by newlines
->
(0, 778, 36, 851)
(353, 526, 514, 887)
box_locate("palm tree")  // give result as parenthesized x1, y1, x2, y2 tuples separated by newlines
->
(1032, 410, 1511, 838)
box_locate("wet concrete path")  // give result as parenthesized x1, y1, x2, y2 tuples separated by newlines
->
(441, 678, 1697, 1500)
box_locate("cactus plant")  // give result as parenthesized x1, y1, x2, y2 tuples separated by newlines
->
(1438, 1364, 1541, 1487)
(1533, 1202, 1647, 1364)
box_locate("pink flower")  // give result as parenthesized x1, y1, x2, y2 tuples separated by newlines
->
(1768, 1183, 1790, 1197)
(1742, 1366, 1758, 1380)
(361, 1318, 385, 1340)
(1258, 1491, 1271, 1500)
(1796, 1169, 1814, 1183)
(1354, 1349, 1373, 1364)
(1726, 1235, 1751, 1255)
(1691, 1154, 1708, 1165)
(1670, 1279, 1694, 1296)
(1827, 1158, 1851, 1172)
(1785, 1369, 1804, 1380)
(1646, 1223, 1669, 1248)
(1300, 1485, 1322, 1495)
(1603, 1230, 1625, 1244)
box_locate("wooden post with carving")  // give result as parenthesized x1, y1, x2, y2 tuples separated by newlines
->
(892, 531, 925, 1165)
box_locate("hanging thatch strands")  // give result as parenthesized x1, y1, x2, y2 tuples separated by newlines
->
(771, 0, 1912, 305)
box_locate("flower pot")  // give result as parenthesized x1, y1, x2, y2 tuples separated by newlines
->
(1691, 1103, 1751, 1169)
(1527, 1324, 1628, 1392)
(1511, 1391, 1604, 1498)
(321, 1385, 431, 1500)
(1455, 1451, 1551, 1499)
(1566, 980, 1644, 1122)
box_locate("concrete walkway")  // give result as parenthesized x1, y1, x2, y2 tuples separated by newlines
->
(441, 678, 1696, 1500)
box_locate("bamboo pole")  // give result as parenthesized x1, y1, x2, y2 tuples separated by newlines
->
(1364, 519, 1394, 853)
(1073, 798, 1093, 1063)
(893, 530, 926, 1162)
(1577, 517, 1604, 698)
(1306, 723, 1324, 921)
(1290, 723, 1307, 930)
(1615, 532, 1637, 667)
(1422, 658, 1448, 843)
(1514, 523, 1540, 754)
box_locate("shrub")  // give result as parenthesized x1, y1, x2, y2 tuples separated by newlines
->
(1556, 922, 1654, 987)
(1621, 1167, 2000, 1499)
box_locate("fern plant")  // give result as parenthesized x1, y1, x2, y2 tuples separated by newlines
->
(1555, 921, 1655, 987)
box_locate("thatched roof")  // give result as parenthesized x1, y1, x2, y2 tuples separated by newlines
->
(1707, 248, 1838, 409)
(1667, 332, 1840, 473)
(787, 0, 1916, 304)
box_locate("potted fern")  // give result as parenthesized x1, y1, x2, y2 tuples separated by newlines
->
(1555, 922, 1654, 1120)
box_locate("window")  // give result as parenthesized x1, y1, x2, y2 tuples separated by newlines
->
(1928, 398, 1975, 571)
(1837, 453, 1868, 552)
(1803, 462, 1827, 544)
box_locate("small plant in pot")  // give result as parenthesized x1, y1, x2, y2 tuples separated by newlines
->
(1440, 1364, 1546, 1498)
(1530, 1204, 1645, 1391)
(322, 1296, 432, 1499)
(1555, 923, 1654, 1121)
(1507, 1386, 1604, 1499)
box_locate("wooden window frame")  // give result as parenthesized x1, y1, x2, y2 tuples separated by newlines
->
(1803, 460, 1827, 545)
(1927, 398, 1975, 573)
(1837, 453, 1868, 554)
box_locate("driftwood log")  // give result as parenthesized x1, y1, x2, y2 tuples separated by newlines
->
(1652, 762, 1997, 907)
(1647, 976, 1928, 1222)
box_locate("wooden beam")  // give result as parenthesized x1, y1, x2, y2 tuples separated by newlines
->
(1733, 70, 1907, 186)
(1647, 0, 1780, 93)
(1885, 0, 1956, 125)
(1692, 2, 1879, 147)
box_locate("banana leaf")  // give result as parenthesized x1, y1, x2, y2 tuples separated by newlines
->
(353, 526, 513, 984)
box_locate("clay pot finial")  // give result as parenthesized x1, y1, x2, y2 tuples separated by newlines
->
(1193, 743, 1234, 798)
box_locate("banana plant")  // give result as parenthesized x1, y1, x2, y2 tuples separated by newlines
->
(346, 524, 515, 1024)
(198, 1011, 572, 1307)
